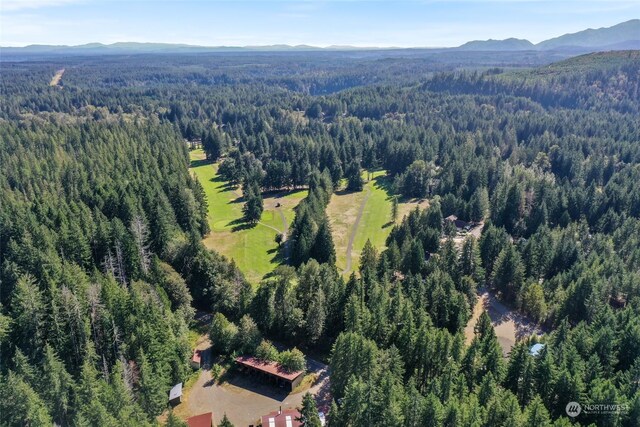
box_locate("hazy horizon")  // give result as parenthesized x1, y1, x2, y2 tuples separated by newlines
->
(1, 0, 639, 48)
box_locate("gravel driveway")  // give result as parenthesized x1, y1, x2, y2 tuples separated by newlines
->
(175, 335, 331, 427)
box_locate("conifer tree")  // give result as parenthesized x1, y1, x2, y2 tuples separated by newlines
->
(346, 160, 364, 192)
(218, 414, 234, 427)
(297, 393, 322, 427)
(310, 220, 336, 264)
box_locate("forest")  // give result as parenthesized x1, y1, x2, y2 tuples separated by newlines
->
(0, 49, 639, 426)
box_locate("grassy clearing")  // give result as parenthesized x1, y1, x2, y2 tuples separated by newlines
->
(327, 170, 428, 274)
(189, 149, 306, 284)
(292, 372, 319, 394)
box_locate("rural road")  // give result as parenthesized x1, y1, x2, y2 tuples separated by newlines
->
(342, 187, 372, 274)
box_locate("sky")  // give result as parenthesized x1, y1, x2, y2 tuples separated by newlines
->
(1, 0, 638, 48)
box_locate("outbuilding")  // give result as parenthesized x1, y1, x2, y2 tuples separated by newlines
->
(235, 356, 304, 392)
(187, 412, 214, 427)
(169, 382, 183, 406)
(444, 214, 472, 231)
(529, 343, 546, 357)
(190, 349, 202, 369)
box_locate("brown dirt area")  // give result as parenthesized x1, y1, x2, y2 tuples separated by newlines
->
(464, 289, 543, 356)
(50, 69, 65, 86)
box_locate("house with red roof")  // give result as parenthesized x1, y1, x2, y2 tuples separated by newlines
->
(261, 408, 302, 427)
(186, 412, 213, 427)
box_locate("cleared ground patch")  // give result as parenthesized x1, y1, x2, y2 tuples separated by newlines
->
(327, 171, 428, 274)
(50, 69, 65, 86)
(464, 290, 542, 356)
(189, 149, 306, 284)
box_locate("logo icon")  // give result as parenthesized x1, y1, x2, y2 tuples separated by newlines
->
(566, 402, 582, 417)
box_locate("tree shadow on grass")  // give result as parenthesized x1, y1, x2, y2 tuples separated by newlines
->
(232, 222, 258, 232)
(373, 173, 393, 190)
(220, 184, 239, 194)
(269, 246, 288, 265)
(227, 218, 257, 232)
(190, 158, 211, 168)
(382, 221, 394, 229)
(334, 188, 363, 196)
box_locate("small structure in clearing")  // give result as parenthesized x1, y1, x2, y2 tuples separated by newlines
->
(190, 349, 202, 369)
(235, 356, 304, 392)
(169, 382, 183, 406)
(529, 343, 546, 357)
(261, 408, 302, 427)
(444, 214, 473, 231)
(187, 412, 213, 427)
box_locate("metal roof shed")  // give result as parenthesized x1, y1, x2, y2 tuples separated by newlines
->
(169, 382, 183, 406)
(529, 343, 546, 357)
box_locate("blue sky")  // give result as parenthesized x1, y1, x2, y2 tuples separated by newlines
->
(1, 0, 638, 47)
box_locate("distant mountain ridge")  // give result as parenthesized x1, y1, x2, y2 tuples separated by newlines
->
(536, 19, 640, 50)
(1, 19, 638, 55)
(459, 19, 640, 52)
(458, 38, 534, 51)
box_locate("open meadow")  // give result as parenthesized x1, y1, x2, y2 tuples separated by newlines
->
(189, 149, 306, 284)
(327, 171, 428, 274)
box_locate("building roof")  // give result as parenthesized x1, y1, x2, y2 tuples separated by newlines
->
(454, 219, 471, 229)
(169, 383, 183, 400)
(235, 356, 304, 382)
(445, 214, 458, 221)
(187, 412, 213, 427)
(191, 349, 202, 364)
(261, 409, 302, 427)
(530, 343, 546, 357)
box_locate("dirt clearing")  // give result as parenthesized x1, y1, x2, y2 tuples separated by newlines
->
(50, 69, 65, 86)
(464, 290, 542, 356)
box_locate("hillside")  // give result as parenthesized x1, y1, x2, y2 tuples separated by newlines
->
(541, 49, 640, 71)
(457, 19, 640, 53)
(537, 19, 640, 50)
(424, 50, 640, 113)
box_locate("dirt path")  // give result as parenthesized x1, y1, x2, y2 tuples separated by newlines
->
(464, 289, 542, 356)
(275, 205, 292, 262)
(257, 222, 282, 235)
(343, 187, 372, 274)
(49, 69, 65, 86)
(277, 207, 288, 237)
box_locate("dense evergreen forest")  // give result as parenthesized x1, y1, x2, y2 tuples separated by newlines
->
(1, 49, 639, 426)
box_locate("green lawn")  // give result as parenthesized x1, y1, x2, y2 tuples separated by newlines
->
(189, 149, 306, 284)
(352, 173, 394, 265)
(327, 170, 428, 274)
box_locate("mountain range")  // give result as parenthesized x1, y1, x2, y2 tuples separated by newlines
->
(2, 19, 638, 55)
(460, 19, 639, 52)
